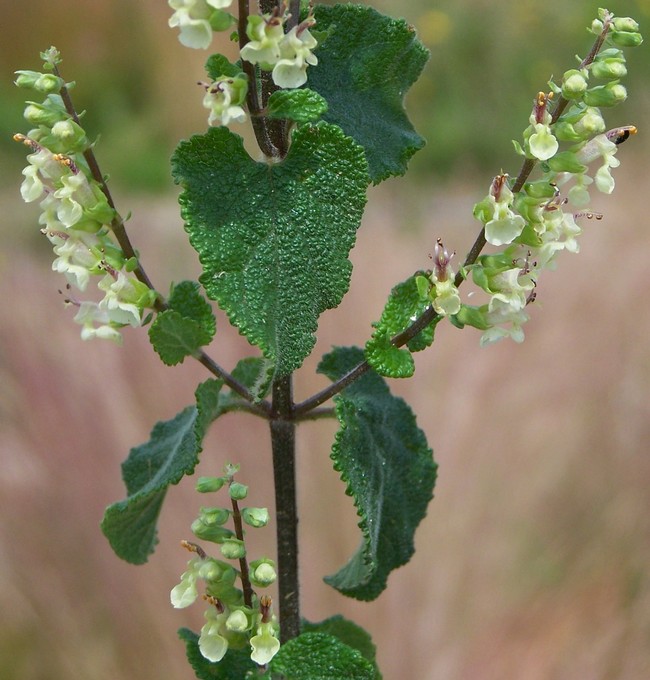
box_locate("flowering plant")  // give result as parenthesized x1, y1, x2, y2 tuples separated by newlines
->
(12, 3, 642, 678)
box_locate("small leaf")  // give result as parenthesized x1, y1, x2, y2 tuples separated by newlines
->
(149, 281, 216, 365)
(365, 274, 439, 377)
(365, 333, 414, 378)
(267, 89, 328, 123)
(302, 616, 382, 678)
(270, 632, 376, 679)
(309, 4, 429, 183)
(205, 53, 244, 80)
(172, 123, 368, 377)
(318, 347, 437, 601)
(101, 380, 224, 564)
(178, 628, 257, 680)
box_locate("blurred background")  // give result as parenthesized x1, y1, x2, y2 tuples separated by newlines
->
(1, 1, 649, 678)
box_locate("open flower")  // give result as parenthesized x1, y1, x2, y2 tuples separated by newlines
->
(168, 0, 233, 49)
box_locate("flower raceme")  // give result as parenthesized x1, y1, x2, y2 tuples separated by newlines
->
(168, 0, 319, 126)
(14, 49, 156, 343)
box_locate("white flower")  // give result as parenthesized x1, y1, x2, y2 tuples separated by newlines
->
(199, 607, 230, 662)
(250, 620, 280, 666)
(168, 0, 233, 49)
(203, 77, 248, 126)
(272, 25, 318, 89)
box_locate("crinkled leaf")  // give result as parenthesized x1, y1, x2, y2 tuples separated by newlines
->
(178, 628, 258, 679)
(302, 616, 382, 678)
(229, 356, 274, 403)
(318, 346, 437, 600)
(365, 274, 439, 377)
(101, 380, 224, 564)
(309, 4, 429, 183)
(172, 123, 368, 377)
(205, 53, 243, 80)
(270, 632, 376, 679)
(267, 89, 328, 123)
(149, 281, 216, 365)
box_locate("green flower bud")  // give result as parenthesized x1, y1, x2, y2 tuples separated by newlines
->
(250, 560, 277, 587)
(197, 476, 226, 492)
(241, 507, 269, 528)
(191, 518, 234, 543)
(23, 102, 68, 127)
(209, 9, 236, 32)
(225, 609, 250, 633)
(583, 82, 627, 107)
(15, 70, 63, 93)
(450, 304, 491, 331)
(610, 31, 643, 48)
(200, 506, 231, 526)
(561, 69, 588, 99)
(229, 482, 248, 500)
(523, 180, 558, 199)
(220, 538, 246, 560)
(589, 48, 627, 80)
(612, 17, 639, 33)
(572, 107, 606, 137)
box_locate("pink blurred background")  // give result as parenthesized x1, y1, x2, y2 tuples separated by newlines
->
(1, 1, 649, 678)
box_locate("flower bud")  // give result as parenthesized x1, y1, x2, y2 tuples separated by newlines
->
(610, 31, 644, 48)
(197, 476, 226, 492)
(229, 482, 248, 500)
(583, 82, 627, 107)
(590, 54, 627, 80)
(15, 70, 63, 93)
(561, 69, 588, 99)
(250, 560, 277, 587)
(191, 518, 234, 543)
(23, 102, 67, 127)
(572, 107, 606, 137)
(241, 507, 269, 528)
(220, 538, 246, 559)
(225, 609, 250, 633)
(199, 506, 231, 526)
(612, 17, 639, 33)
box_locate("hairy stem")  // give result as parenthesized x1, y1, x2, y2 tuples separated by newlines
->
(269, 374, 300, 642)
(230, 494, 254, 608)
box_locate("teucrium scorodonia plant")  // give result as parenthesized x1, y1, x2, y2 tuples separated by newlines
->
(12, 2, 642, 677)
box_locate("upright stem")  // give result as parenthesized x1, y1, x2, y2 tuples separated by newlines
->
(269, 374, 300, 642)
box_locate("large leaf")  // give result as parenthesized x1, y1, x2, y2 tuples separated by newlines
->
(309, 4, 429, 183)
(101, 380, 224, 564)
(270, 632, 376, 679)
(302, 616, 382, 679)
(318, 347, 437, 600)
(172, 123, 368, 377)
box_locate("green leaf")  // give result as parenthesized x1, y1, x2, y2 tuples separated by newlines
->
(172, 123, 368, 377)
(178, 628, 258, 679)
(267, 89, 328, 123)
(318, 347, 437, 600)
(205, 53, 243, 80)
(365, 274, 439, 378)
(302, 616, 382, 679)
(270, 632, 376, 679)
(309, 4, 429, 183)
(101, 380, 224, 564)
(149, 281, 216, 366)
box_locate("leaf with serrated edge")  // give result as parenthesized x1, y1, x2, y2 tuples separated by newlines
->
(302, 616, 382, 678)
(270, 632, 376, 679)
(365, 273, 439, 377)
(101, 380, 224, 564)
(309, 4, 429, 183)
(318, 346, 437, 600)
(172, 123, 368, 377)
